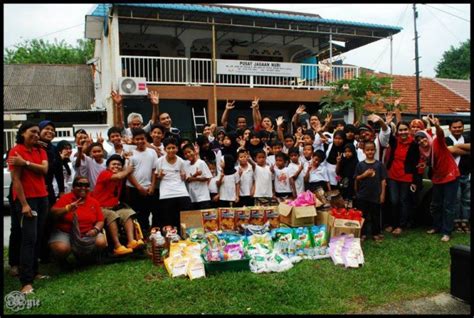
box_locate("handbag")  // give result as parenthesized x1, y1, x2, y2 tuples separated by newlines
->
(70, 211, 97, 257)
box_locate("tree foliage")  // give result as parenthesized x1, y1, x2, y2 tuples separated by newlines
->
(320, 71, 405, 123)
(4, 39, 94, 64)
(435, 39, 470, 79)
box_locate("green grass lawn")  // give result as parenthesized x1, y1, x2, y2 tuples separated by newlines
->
(3, 228, 470, 314)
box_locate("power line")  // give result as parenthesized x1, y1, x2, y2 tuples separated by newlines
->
(424, 6, 462, 43)
(372, 4, 409, 70)
(394, 5, 412, 61)
(441, 3, 469, 14)
(5, 23, 84, 49)
(423, 4, 470, 23)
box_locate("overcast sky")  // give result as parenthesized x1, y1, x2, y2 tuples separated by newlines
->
(4, 3, 470, 78)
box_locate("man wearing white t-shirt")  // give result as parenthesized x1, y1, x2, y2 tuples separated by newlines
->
(126, 128, 158, 234)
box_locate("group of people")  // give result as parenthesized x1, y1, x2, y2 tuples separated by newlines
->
(6, 91, 470, 294)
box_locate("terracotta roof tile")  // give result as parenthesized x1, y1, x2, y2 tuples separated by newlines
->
(364, 74, 471, 115)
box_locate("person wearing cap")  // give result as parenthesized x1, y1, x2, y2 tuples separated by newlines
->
(416, 115, 460, 242)
(92, 154, 143, 255)
(111, 90, 160, 139)
(7, 121, 49, 294)
(358, 113, 392, 163)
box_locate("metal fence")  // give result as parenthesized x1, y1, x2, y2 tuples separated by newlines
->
(121, 56, 359, 89)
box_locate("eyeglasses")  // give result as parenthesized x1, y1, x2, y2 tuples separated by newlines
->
(74, 182, 90, 188)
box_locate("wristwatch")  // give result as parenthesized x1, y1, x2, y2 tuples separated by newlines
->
(25, 161, 31, 166)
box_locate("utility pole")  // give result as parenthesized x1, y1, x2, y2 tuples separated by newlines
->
(413, 4, 421, 119)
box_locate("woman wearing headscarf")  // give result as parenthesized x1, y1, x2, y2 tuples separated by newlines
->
(324, 130, 346, 188)
(7, 122, 49, 294)
(335, 143, 359, 203)
(384, 121, 421, 236)
(415, 115, 460, 242)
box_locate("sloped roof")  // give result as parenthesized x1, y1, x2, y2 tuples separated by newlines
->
(366, 74, 471, 115)
(4, 64, 95, 112)
(89, 3, 402, 31)
(432, 78, 470, 102)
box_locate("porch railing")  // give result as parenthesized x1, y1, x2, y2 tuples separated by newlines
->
(121, 56, 359, 89)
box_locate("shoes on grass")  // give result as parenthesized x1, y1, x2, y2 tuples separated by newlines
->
(384, 226, 393, 233)
(127, 239, 145, 250)
(392, 228, 402, 236)
(440, 235, 450, 242)
(373, 235, 384, 242)
(34, 274, 50, 280)
(20, 284, 34, 295)
(426, 229, 438, 234)
(113, 245, 133, 256)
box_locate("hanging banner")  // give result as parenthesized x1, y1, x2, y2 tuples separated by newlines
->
(217, 59, 300, 77)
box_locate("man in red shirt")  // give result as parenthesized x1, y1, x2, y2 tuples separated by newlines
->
(92, 154, 144, 255)
(50, 176, 107, 260)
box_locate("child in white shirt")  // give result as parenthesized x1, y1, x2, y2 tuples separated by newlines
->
(74, 142, 107, 190)
(249, 149, 274, 205)
(272, 152, 293, 201)
(287, 147, 306, 197)
(305, 150, 331, 192)
(182, 144, 212, 210)
(207, 161, 220, 208)
(217, 154, 240, 207)
(236, 149, 254, 207)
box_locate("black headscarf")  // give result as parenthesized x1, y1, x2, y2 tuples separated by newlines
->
(245, 131, 264, 159)
(326, 130, 346, 165)
(341, 143, 359, 178)
(196, 135, 216, 163)
(222, 154, 236, 175)
(220, 131, 239, 158)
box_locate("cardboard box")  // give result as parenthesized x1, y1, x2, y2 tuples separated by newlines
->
(315, 209, 330, 227)
(180, 210, 205, 238)
(327, 214, 364, 238)
(278, 202, 316, 227)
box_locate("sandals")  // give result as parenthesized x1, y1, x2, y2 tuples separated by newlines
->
(34, 274, 50, 280)
(373, 235, 384, 242)
(384, 226, 394, 233)
(20, 284, 34, 295)
(426, 229, 439, 234)
(441, 235, 451, 242)
(392, 228, 402, 236)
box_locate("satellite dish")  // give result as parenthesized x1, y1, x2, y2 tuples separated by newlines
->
(120, 78, 137, 94)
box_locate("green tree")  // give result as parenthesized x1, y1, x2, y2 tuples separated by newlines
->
(4, 39, 94, 64)
(320, 71, 404, 123)
(435, 39, 470, 79)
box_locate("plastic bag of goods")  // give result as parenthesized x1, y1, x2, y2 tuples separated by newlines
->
(271, 227, 294, 257)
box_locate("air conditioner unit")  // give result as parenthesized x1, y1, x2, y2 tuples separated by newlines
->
(118, 77, 148, 96)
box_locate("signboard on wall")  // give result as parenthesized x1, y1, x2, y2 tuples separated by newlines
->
(217, 59, 300, 77)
